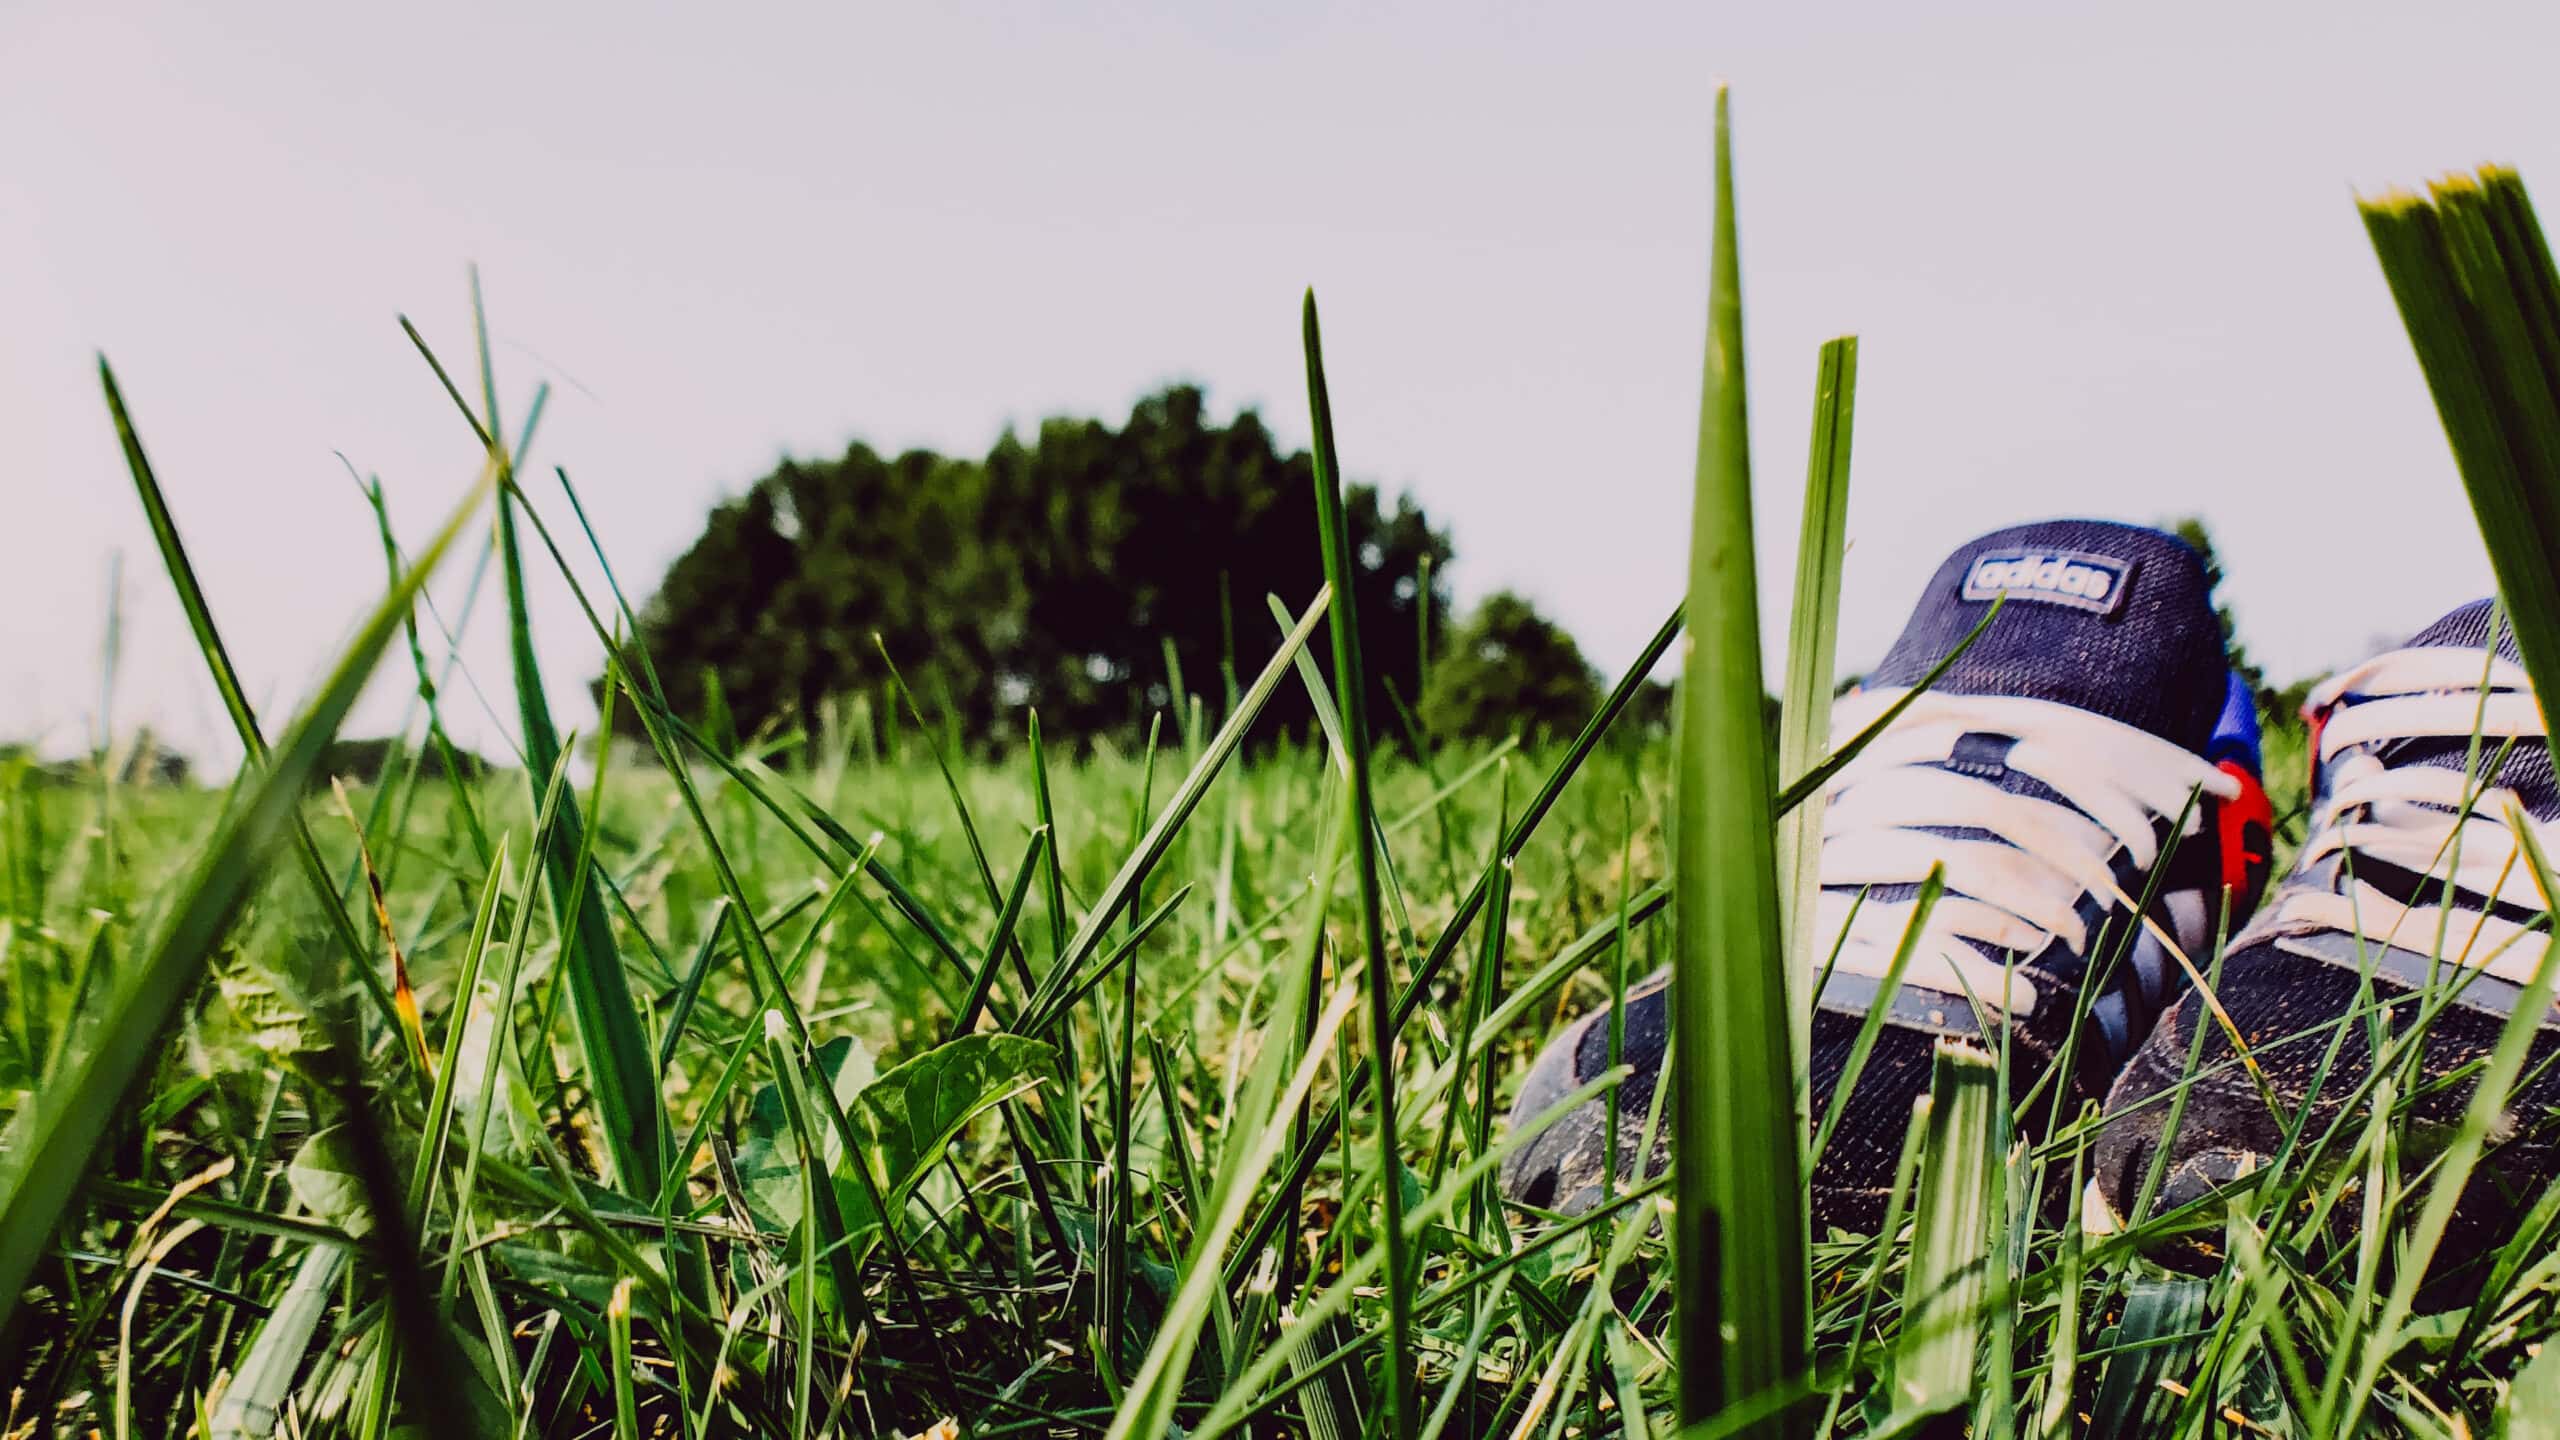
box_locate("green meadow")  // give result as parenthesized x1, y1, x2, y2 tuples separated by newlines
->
(12, 113, 2560, 1440)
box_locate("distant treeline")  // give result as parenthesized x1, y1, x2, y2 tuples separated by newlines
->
(0, 735, 190, 789)
(609, 385, 1618, 753)
(599, 407, 2313, 761)
(21, 419, 2295, 784)
(308, 736, 488, 789)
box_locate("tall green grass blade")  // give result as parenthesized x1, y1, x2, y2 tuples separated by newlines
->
(1031, 587, 1331, 1022)
(357, 470, 492, 871)
(874, 637, 1038, 998)
(1772, 598, 2003, 816)
(405, 304, 662, 1191)
(607, 1276, 639, 1440)
(1887, 1042, 1998, 1423)
(1972, 1099, 2020, 1437)
(2086, 1270, 2208, 1440)
(1427, 794, 1507, 1198)
(1775, 335, 1857, 1087)
(1467, 828, 1513, 1236)
(207, 1244, 344, 1440)
(1281, 1310, 1365, 1440)
(1029, 709, 1072, 971)
(1605, 801, 1635, 1212)
(1026, 706, 1084, 1178)
(1670, 86, 1807, 1434)
(495, 477, 663, 1189)
(1268, 591, 1421, 932)
(99, 360, 415, 1059)
(1809, 865, 1940, 1169)
(1106, 976, 1364, 1440)
(1300, 290, 1416, 1440)
(1392, 601, 1683, 1030)
(952, 827, 1049, 1038)
(102, 366, 259, 749)
(2331, 803, 2560, 1435)
(657, 897, 731, 1080)
(323, 1006, 482, 1440)
(2353, 165, 2560, 1435)
(2359, 168, 2560, 716)
(0, 460, 490, 1333)
(409, 836, 511, 1222)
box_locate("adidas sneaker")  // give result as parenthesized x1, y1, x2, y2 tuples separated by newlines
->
(1501, 520, 2273, 1231)
(2092, 599, 2560, 1273)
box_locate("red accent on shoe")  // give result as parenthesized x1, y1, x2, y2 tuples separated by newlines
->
(2216, 758, 2274, 900)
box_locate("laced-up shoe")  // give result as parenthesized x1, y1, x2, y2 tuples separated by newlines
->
(2092, 599, 2560, 1269)
(1501, 520, 2273, 1231)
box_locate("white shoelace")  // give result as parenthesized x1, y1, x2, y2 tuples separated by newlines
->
(1815, 687, 2240, 1018)
(2261, 645, 2558, 988)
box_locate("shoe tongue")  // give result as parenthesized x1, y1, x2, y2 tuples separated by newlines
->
(2378, 598, 2560, 821)
(1864, 521, 2228, 750)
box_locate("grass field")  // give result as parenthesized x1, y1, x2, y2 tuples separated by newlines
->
(0, 686, 2339, 1440)
(1, 719, 1677, 1436)
(14, 127, 2560, 1439)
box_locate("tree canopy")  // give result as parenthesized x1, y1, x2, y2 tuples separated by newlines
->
(617, 386, 1454, 750)
(1420, 590, 1602, 744)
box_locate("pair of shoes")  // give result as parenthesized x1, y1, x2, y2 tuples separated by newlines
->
(1501, 519, 2554, 1266)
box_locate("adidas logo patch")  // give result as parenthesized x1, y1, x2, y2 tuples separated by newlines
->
(1960, 548, 2132, 616)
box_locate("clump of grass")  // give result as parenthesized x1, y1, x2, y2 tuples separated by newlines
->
(2362, 168, 2560, 713)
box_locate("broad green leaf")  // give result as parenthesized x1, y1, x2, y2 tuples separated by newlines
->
(286, 1126, 380, 1237)
(737, 1031, 1048, 1235)
(733, 1034, 878, 1221)
(2501, 1338, 2560, 1439)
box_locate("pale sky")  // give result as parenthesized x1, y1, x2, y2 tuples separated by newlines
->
(7, 1, 2557, 767)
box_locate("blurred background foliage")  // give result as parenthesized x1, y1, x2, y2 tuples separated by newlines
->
(608, 384, 1477, 753)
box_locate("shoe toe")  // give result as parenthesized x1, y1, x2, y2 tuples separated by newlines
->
(2158, 1146, 2267, 1214)
(1498, 1035, 1613, 1215)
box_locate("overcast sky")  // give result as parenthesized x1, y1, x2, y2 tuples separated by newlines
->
(7, 1, 2557, 766)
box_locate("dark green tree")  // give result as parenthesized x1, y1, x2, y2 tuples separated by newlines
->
(1420, 591, 1602, 744)
(312, 736, 485, 789)
(2169, 515, 2267, 698)
(615, 386, 1451, 751)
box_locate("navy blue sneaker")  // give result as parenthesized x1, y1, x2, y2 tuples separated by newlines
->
(2093, 600, 2560, 1273)
(1500, 521, 2272, 1231)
